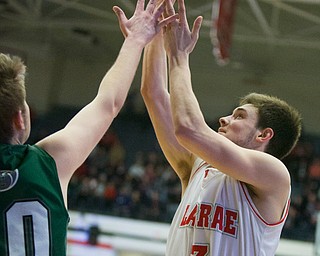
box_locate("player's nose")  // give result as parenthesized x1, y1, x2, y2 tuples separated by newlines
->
(219, 116, 229, 126)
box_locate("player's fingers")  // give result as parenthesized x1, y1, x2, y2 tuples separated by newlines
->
(165, 0, 175, 16)
(191, 16, 203, 40)
(113, 6, 128, 37)
(158, 13, 179, 30)
(177, 0, 188, 29)
(136, 0, 146, 13)
(161, 0, 178, 27)
(146, 0, 156, 13)
(113, 6, 127, 22)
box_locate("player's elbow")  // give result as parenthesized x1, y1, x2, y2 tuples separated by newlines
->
(140, 81, 158, 99)
(173, 117, 206, 149)
(174, 123, 193, 147)
(103, 96, 125, 119)
(140, 84, 149, 99)
(112, 99, 125, 117)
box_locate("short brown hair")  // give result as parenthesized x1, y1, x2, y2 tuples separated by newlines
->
(0, 53, 27, 143)
(240, 92, 302, 160)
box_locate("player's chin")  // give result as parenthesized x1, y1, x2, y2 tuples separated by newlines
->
(218, 131, 226, 136)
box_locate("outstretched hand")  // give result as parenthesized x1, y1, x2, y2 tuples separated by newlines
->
(113, 0, 179, 46)
(163, 0, 202, 57)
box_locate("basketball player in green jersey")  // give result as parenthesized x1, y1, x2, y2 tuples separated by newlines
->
(0, 0, 177, 255)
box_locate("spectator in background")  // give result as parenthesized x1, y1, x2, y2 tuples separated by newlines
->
(129, 151, 145, 179)
(308, 156, 320, 182)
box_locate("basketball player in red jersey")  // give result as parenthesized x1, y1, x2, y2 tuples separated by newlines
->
(141, 0, 302, 255)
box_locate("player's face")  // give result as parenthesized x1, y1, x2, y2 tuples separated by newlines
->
(218, 104, 261, 149)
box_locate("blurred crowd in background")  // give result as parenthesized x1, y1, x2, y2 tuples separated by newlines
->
(29, 98, 320, 242)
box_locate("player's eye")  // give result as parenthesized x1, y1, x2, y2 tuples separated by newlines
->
(234, 114, 243, 119)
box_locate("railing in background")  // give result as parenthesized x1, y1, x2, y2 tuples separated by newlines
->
(67, 211, 314, 256)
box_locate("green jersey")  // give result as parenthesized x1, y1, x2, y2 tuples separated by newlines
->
(0, 144, 69, 256)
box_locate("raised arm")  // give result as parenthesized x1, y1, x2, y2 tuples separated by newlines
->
(141, 31, 194, 195)
(36, 0, 178, 201)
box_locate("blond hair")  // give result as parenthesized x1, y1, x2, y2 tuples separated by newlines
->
(0, 53, 27, 143)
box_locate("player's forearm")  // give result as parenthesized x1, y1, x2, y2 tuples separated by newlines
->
(141, 35, 170, 123)
(141, 36, 195, 181)
(169, 54, 205, 134)
(97, 38, 145, 116)
(141, 34, 167, 98)
(141, 35, 174, 157)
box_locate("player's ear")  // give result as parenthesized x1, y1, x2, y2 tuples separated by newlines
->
(256, 128, 274, 142)
(13, 110, 26, 131)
